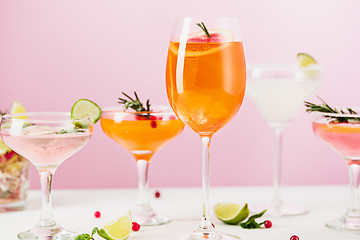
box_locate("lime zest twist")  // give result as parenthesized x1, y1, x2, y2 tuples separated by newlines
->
(196, 22, 211, 38)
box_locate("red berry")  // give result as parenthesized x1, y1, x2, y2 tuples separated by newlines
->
(290, 235, 299, 240)
(264, 220, 272, 228)
(149, 115, 157, 120)
(132, 222, 140, 231)
(151, 120, 157, 128)
(94, 211, 101, 218)
(155, 191, 160, 198)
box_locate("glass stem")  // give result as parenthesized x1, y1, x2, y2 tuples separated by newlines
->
(39, 170, 55, 227)
(346, 163, 360, 218)
(136, 159, 151, 209)
(272, 128, 284, 210)
(199, 136, 214, 231)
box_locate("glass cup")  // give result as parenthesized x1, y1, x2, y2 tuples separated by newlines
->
(312, 110, 360, 230)
(166, 17, 246, 239)
(0, 112, 93, 239)
(101, 105, 184, 226)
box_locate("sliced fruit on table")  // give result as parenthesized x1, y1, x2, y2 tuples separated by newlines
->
(214, 202, 249, 225)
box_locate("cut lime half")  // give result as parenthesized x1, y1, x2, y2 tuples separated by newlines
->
(214, 203, 249, 225)
(97, 211, 132, 240)
(71, 99, 102, 124)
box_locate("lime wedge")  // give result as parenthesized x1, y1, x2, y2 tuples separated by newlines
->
(297, 53, 317, 67)
(71, 99, 102, 124)
(214, 203, 249, 225)
(10, 101, 27, 119)
(98, 211, 132, 240)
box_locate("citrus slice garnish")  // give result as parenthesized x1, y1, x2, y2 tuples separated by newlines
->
(297, 53, 317, 67)
(169, 29, 235, 58)
(97, 211, 132, 240)
(10, 100, 27, 119)
(214, 203, 249, 225)
(71, 99, 102, 124)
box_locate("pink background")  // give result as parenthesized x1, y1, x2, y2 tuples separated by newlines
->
(1, 0, 360, 190)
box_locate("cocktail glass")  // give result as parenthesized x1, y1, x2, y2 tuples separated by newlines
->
(100, 105, 184, 226)
(0, 112, 93, 239)
(166, 17, 246, 239)
(246, 63, 322, 216)
(312, 110, 360, 230)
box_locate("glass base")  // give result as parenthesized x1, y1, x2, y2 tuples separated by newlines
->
(172, 230, 240, 240)
(252, 203, 308, 217)
(18, 223, 76, 240)
(131, 207, 170, 226)
(326, 215, 360, 231)
(0, 199, 26, 212)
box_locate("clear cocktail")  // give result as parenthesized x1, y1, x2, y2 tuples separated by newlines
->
(101, 105, 184, 225)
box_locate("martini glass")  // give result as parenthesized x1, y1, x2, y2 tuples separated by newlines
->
(0, 112, 93, 239)
(312, 110, 360, 230)
(166, 17, 246, 239)
(100, 105, 184, 225)
(246, 63, 322, 217)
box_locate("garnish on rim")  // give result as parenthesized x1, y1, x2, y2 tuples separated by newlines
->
(118, 92, 150, 112)
(196, 22, 211, 38)
(305, 96, 359, 123)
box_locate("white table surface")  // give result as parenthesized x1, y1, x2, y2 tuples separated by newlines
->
(1, 185, 360, 240)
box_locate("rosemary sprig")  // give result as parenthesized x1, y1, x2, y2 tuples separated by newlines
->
(118, 91, 150, 112)
(305, 96, 359, 123)
(196, 22, 211, 38)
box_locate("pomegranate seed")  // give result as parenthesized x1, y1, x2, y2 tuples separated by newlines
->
(132, 222, 140, 231)
(290, 235, 299, 240)
(155, 191, 160, 198)
(94, 211, 101, 218)
(151, 120, 157, 128)
(264, 220, 272, 228)
(211, 223, 215, 228)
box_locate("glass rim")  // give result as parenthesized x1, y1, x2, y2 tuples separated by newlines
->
(102, 105, 174, 115)
(247, 62, 323, 71)
(1, 112, 91, 124)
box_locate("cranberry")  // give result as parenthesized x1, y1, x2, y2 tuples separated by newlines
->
(132, 222, 140, 231)
(155, 191, 160, 198)
(211, 223, 215, 228)
(264, 220, 272, 228)
(135, 115, 147, 120)
(94, 211, 101, 218)
(149, 115, 157, 120)
(151, 120, 157, 128)
(290, 235, 299, 240)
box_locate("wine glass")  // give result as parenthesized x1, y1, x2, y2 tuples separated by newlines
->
(246, 63, 322, 216)
(101, 105, 184, 225)
(0, 112, 93, 239)
(166, 17, 246, 239)
(312, 110, 360, 230)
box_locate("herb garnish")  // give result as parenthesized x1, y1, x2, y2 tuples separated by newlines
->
(240, 210, 267, 229)
(196, 22, 211, 38)
(305, 96, 359, 123)
(75, 227, 115, 240)
(118, 92, 150, 112)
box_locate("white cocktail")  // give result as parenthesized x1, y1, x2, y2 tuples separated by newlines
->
(247, 63, 322, 216)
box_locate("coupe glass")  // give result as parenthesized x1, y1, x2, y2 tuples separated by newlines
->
(312, 110, 360, 230)
(101, 105, 184, 225)
(246, 63, 322, 216)
(166, 17, 246, 239)
(0, 112, 93, 239)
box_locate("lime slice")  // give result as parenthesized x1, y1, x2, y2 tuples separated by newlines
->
(71, 99, 102, 124)
(297, 53, 317, 67)
(214, 203, 249, 225)
(97, 211, 132, 240)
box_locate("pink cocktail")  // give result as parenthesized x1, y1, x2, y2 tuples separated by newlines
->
(313, 111, 360, 230)
(0, 112, 93, 239)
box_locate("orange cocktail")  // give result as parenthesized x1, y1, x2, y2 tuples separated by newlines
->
(101, 110, 184, 161)
(100, 105, 184, 226)
(166, 41, 246, 135)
